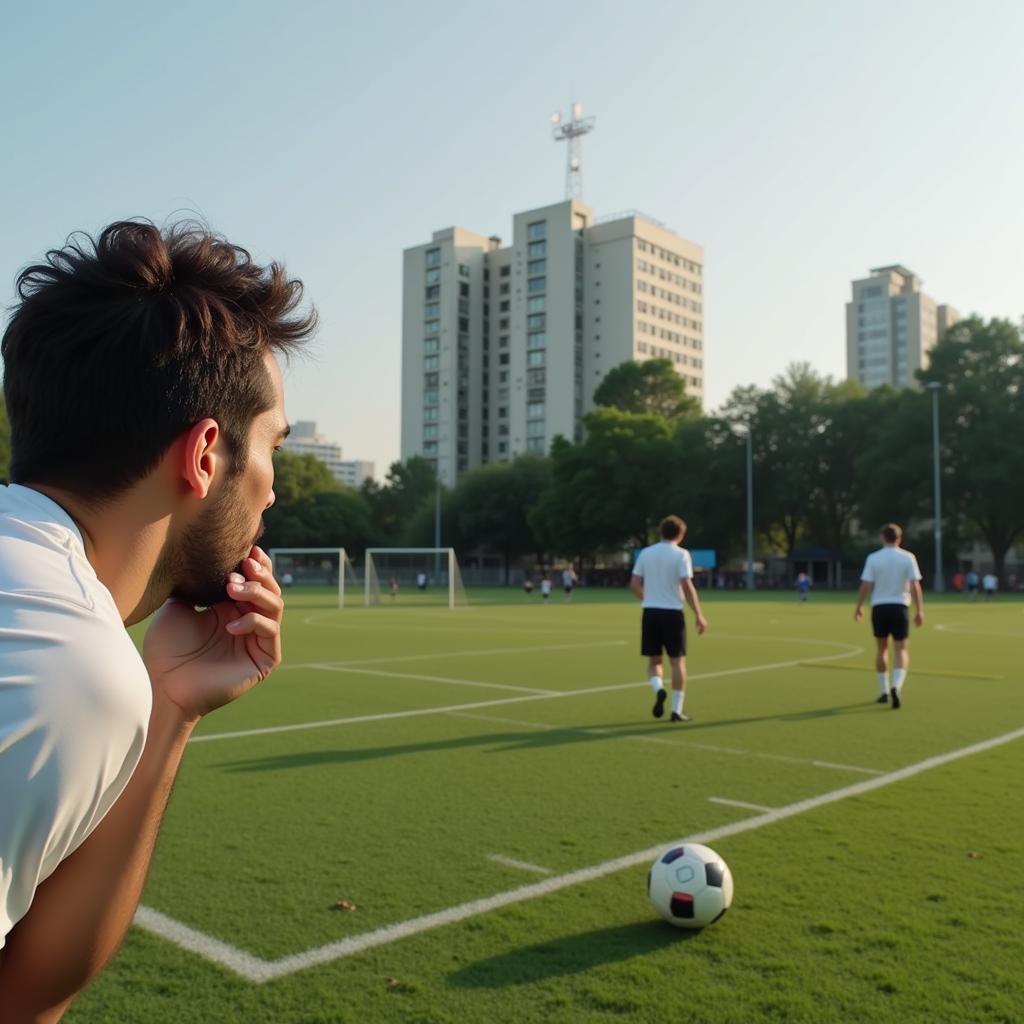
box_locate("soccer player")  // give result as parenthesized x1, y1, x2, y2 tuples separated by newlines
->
(796, 571, 812, 602)
(854, 523, 924, 709)
(561, 564, 577, 602)
(629, 515, 708, 722)
(540, 573, 552, 603)
(0, 221, 314, 1019)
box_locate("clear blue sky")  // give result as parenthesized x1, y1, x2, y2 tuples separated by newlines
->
(3, 0, 1022, 478)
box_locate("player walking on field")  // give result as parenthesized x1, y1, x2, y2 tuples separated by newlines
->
(630, 516, 708, 722)
(854, 523, 924, 709)
(0, 220, 314, 1019)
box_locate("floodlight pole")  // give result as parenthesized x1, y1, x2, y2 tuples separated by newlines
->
(927, 382, 944, 593)
(745, 426, 755, 591)
(434, 480, 442, 581)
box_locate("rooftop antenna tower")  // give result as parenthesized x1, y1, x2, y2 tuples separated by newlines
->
(551, 102, 596, 200)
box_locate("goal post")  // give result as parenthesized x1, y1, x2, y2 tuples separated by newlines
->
(364, 548, 467, 609)
(267, 547, 358, 607)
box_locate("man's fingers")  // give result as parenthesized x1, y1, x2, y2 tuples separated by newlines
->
(225, 611, 281, 639)
(227, 579, 284, 617)
(243, 546, 282, 597)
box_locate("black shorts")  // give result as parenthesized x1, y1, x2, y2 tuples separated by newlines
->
(641, 608, 686, 658)
(872, 604, 909, 641)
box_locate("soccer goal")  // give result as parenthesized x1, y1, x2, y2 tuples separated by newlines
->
(364, 548, 468, 609)
(267, 548, 359, 607)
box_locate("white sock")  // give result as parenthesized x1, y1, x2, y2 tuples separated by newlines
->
(877, 672, 889, 694)
(672, 690, 684, 715)
(893, 669, 906, 693)
(649, 676, 664, 694)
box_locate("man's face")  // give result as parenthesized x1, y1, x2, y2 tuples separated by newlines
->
(166, 353, 288, 607)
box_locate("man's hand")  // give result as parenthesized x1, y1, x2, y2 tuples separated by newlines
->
(142, 546, 283, 721)
(695, 613, 708, 635)
(854, 607, 864, 622)
(914, 610, 924, 627)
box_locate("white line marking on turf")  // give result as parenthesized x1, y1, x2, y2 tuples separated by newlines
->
(487, 854, 553, 875)
(708, 797, 775, 812)
(314, 665, 557, 696)
(190, 644, 864, 745)
(135, 725, 1024, 982)
(445, 711, 880, 774)
(812, 760, 883, 776)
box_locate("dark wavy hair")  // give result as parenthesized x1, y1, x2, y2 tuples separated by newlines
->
(2, 220, 315, 501)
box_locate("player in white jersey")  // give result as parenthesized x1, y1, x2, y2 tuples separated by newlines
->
(0, 221, 313, 1017)
(629, 515, 708, 722)
(854, 523, 924, 709)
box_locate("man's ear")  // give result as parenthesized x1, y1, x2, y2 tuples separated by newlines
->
(180, 418, 222, 499)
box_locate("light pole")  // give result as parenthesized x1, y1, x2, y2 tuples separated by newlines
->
(926, 382, 944, 593)
(745, 426, 755, 591)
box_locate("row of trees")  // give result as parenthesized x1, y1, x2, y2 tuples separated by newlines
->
(262, 316, 1024, 582)
(0, 317, 1017, 580)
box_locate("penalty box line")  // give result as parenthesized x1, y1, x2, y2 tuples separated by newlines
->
(134, 724, 1024, 983)
(189, 644, 863, 746)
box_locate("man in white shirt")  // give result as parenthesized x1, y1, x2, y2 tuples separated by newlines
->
(854, 523, 924, 709)
(561, 565, 577, 602)
(0, 220, 315, 1020)
(629, 516, 708, 722)
(982, 573, 998, 599)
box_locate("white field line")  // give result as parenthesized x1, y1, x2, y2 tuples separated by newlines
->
(135, 724, 1024, 982)
(312, 665, 557, 696)
(190, 642, 863, 746)
(278, 639, 628, 671)
(445, 710, 880, 775)
(487, 854, 553, 875)
(301, 614, 619, 637)
(708, 797, 775, 812)
(934, 622, 1023, 639)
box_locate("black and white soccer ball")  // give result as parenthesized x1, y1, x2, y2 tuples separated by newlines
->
(648, 843, 733, 929)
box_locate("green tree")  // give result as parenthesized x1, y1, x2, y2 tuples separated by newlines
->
(919, 316, 1024, 580)
(452, 455, 551, 581)
(593, 358, 700, 421)
(361, 456, 438, 545)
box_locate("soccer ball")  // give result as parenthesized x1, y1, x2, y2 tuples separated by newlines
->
(648, 843, 733, 929)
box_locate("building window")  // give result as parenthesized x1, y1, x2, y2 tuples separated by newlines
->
(459, 282, 469, 298)
(499, 353, 510, 365)
(424, 355, 439, 370)
(527, 240, 546, 258)
(527, 259, 546, 275)
(499, 282, 510, 296)
(526, 437, 544, 452)
(424, 424, 438, 439)
(526, 420, 545, 437)
(424, 302, 440, 318)
(527, 220, 546, 240)
(527, 296, 545, 313)
(527, 277, 545, 294)
(424, 338, 439, 354)
(527, 350, 545, 367)
(424, 389, 439, 404)
(499, 300, 510, 313)
(500, 265, 511, 277)
(527, 314, 545, 331)
(458, 264, 470, 278)
(425, 320, 440, 335)
(499, 317, 509, 330)
(426, 248, 441, 268)
(458, 317, 469, 332)
(527, 368, 545, 386)
(528, 332, 546, 349)
(527, 402, 545, 419)
(499, 335, 509, 348)
(424, 406, 439, 421)
(425, 285, 439, 300)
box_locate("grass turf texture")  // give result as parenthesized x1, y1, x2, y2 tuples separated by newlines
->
(66, 590, 1024, 1024)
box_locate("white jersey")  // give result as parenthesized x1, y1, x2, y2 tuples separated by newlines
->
(632, 541, 693, 610)
(860, 545, 922, 606)
(561, 569, 575, 588)
(540, 579, 552, 596)
(0, 485, 151, 948)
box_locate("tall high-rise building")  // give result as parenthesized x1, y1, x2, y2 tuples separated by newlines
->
(846, 266, 959, 390)
(401, 199, 705, 484)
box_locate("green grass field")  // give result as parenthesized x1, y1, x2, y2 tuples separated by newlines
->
(66, 588, 1024, 1024)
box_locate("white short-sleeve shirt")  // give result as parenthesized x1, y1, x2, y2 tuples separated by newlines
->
(632, 541, 693, 610)
(0, 485, 152, 948)
(860, 545, 923, 606)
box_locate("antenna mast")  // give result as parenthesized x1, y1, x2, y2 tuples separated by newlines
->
(551, 102, 596, 200)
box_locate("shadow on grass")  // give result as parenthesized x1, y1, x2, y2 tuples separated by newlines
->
(447, 920, 694, 989)
(214, 700, 880, 772)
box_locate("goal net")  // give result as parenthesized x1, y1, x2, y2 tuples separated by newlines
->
(365, 548, 468, 609)
(268, 548, 359, 607)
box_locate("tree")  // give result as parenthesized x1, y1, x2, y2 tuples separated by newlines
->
(452, 455, 551, 581)
(919, 316, 1024, 581)
(593, 359, 701, 421)
(361, 456, 438, 545)
(532, 408, 676, 559)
